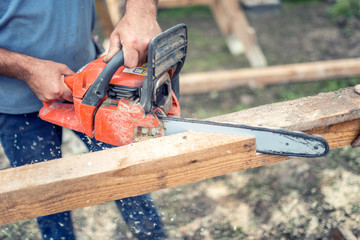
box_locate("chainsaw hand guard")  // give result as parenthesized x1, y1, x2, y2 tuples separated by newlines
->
(141, 24, 187, 113)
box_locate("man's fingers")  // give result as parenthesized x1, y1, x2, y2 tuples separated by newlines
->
(104, 47, 121, 63)
(63, 68, 75, 76)
(123, 48, 140, 69)
(60, 75, 73, 102)
(62, 85, 73, 102)
(104, 36, 121, 63)
(138, 49, 148, 67)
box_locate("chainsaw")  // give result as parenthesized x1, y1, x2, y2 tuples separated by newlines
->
(39, 24, 329, 158)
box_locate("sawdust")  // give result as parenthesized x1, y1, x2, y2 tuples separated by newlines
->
(1, 1, 360, 239)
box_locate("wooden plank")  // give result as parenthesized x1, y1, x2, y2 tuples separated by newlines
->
(2, 87, 360, 224)
(0, 132, 255, 225)
(208, 87, 360, 132)
(179, 58, 360, 94)
(159, 0, 210, 8)
(95, 0, 115, 37)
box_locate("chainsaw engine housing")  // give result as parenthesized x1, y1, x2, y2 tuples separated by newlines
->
(40, 24, 187, 146)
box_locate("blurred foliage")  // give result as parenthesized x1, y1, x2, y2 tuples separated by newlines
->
(328, 0, 360, 33)
(328, 0, 360, 20)
(269, 77, 360, 102)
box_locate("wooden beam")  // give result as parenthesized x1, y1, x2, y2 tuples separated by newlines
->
(158, 0, 280, 8)
(179, 58, 360, 94)
(158, 0, 210, 8)
(1, 87, 360, 225)
(209, 0, 267, 66)
(95, 0, 115, 37)
(0, 133, 255, 225)
(158, 0, 267, 66)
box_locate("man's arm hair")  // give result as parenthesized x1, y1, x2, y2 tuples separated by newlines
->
(125, 0, 158, 15)
(0, 47, 74, 102)
(126, 0, 158, 6)
(0, 48, 34, 81)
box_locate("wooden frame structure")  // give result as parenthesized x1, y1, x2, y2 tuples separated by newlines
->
(97, 0, 268, 67)
(159, 0, 268, 67)
(1, 87, 360, 225)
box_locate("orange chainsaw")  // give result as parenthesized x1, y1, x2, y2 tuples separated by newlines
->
(40, 24, 329, 157)
(40, 24, 186, 146)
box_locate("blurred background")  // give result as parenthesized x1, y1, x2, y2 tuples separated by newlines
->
(1, 0, 359, 239)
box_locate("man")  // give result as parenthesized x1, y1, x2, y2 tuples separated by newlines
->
(0, 0, 166, 239)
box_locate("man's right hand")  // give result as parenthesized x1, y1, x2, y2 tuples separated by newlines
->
(27, 59, 74, 102)
(0, 48, 74, 102)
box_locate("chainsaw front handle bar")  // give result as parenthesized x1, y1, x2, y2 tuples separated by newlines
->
(81, 24, 187, 111)
(82, 50, 124, 106)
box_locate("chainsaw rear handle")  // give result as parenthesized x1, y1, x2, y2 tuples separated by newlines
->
(82, 50, 124, 106)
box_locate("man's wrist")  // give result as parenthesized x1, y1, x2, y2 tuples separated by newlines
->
(0, 48, 34, 82)
(125, 0, 158, 17)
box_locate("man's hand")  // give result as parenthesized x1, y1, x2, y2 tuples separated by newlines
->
(26, 59, 74, 102)
(103, 0, 161, 68)
(0, 48, 74, 102)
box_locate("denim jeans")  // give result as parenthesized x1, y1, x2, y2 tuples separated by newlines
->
(0, 112, 166, 240)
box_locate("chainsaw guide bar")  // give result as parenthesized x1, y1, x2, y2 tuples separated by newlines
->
(39, 24, 329, 158)
(159, 116, 329, 158)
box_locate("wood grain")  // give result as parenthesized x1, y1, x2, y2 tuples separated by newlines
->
(1, 87, 360, 225)
(0, 132, 255, 225)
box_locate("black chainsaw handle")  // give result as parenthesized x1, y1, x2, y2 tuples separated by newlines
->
(82, 51, 124, 106)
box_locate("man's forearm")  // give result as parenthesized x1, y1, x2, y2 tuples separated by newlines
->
(0, 47, 74, 102)
(126, 0, 158, 6)
(125, 0, 158, 17)
(0, 48, 34, 82)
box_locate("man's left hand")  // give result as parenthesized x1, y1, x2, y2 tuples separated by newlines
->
(103, 0, 161, 68)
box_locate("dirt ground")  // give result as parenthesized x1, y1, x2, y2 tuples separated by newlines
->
(1, 1, 360, 239)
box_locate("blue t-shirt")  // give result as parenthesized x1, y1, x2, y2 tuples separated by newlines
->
(0, 0, 97, 114)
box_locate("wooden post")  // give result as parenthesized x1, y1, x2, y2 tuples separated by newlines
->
(158, 0, 268, 67)
(209, 0, 267, 67)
